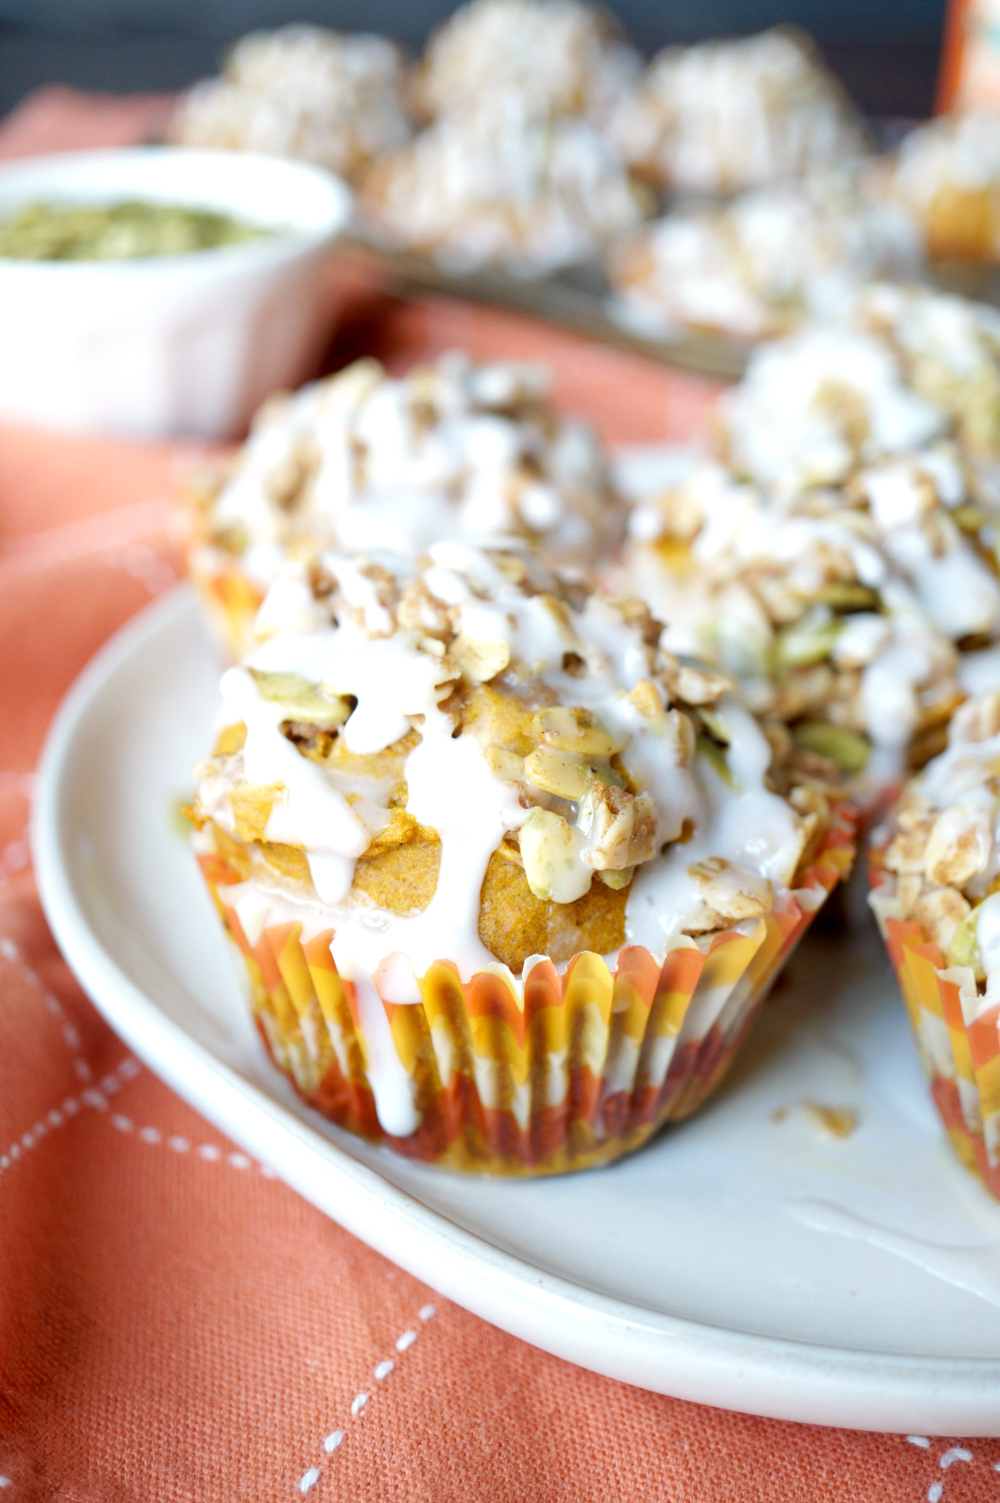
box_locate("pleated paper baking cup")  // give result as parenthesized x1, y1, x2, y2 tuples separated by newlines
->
(197, 817, 854, 1175)
(870, 844, 1000, 1199)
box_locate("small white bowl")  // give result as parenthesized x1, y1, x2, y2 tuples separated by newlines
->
(0, 147, 352, 439)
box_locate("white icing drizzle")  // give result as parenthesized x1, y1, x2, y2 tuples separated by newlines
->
(625, 695, 802, 951)
(203, 352, 622, 594)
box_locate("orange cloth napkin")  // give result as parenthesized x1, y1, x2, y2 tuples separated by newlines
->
(0, 86, 997, 1501)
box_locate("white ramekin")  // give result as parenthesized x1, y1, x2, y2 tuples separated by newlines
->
(0, 147, 352, 439)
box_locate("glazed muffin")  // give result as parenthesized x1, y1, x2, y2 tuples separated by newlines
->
(610, 28, 863, 197)
(167, 25, 411, 181)
(185, 351, 627, 658)
(850, 283, 1000, 468)
(358, 92, 646, 275)
(882, 113, 1000, 265)
(607, 173, 921, 343)
(870, 688, 1000, 1197)
(410, 0, 639, 126)
(617, 458, 969, 793)
(717, 321, 947, 495)
(189, 544, 854, 1172)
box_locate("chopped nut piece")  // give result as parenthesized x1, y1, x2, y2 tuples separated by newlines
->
(946, 902, 987, 979)
(665, 708, 697, 766)
(953, 691, 1000, 744)
(791, 721, 869, 773)
(683, 856, 774, 931)
(668, 663, 730, 706)
(627, 676, 666, 725)
(884, 818, 936, 874)
(524, 745, 592, 800)
(577, 781, 657, 871)
(924, 794, 995, 886)
(519, 808, 591, 903)
(533, 705, 622, 756)
(248, 669, 351, 729)
(484, 746, 527, 784)
(912, 884, 971, 951)
(451, 634, 511, 684)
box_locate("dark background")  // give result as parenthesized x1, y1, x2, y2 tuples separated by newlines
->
(0, 0, 948, 121)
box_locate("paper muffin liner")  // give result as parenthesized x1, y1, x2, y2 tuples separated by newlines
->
(197, 814, 855, 1175)
(869, 842, 1000, 1199)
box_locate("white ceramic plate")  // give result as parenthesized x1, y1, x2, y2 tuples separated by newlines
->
(33, 586, 1000, 1434)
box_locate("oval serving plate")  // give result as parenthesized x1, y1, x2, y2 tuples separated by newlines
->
(33, 584, 1000, 1434)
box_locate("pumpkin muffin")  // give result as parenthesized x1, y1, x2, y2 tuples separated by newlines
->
(184, 351, 627, 658)
(616, 457, 970, 796)
(882, 113, 1000, 265)
(607, 173, 920, 343)
(189, 543, 854, 1173)
(358, 91, 646, 275)
(870, 686, 1000, 1198)
(167, 25, 412, 181)
(410, 0, 639, 127)
(610, 28, 863, 197)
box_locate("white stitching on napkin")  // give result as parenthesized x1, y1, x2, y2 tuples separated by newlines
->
(106, 1113, 277, 1180)
(902, 1436, 993, 1501)
(0, 931, 95, 1082)
(0, 1055, 138, 1187)
(293, 1302, 439, 1493)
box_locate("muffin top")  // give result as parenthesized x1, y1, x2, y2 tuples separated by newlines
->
(358, 92, 645, 274)
(610, 28, 862, 196)
(410, 0, 639, 126)
(189, 352, 626, 589)
(608, 174, 921, 342)
(167, 25, 412, 180)
(873, 687, 1000, 987)
(192, 544, 835, 982)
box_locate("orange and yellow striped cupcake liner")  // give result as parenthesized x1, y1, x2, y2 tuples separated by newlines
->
(870, 845, 1000, 1200)
(198, 815, 855, 1176)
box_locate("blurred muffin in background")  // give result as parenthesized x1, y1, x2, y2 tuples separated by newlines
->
(851, 283, 1000, 466)
(607, 171, 921, 342)
(613, 282, 1000, 792)
(358, 92, 646, 274)
(611, 28, 864, 197)
(167, 25, 412, 181)
(409, 0, 639, 126)
(184, 350, 627, 658)
(881, 113, 1000, 265)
